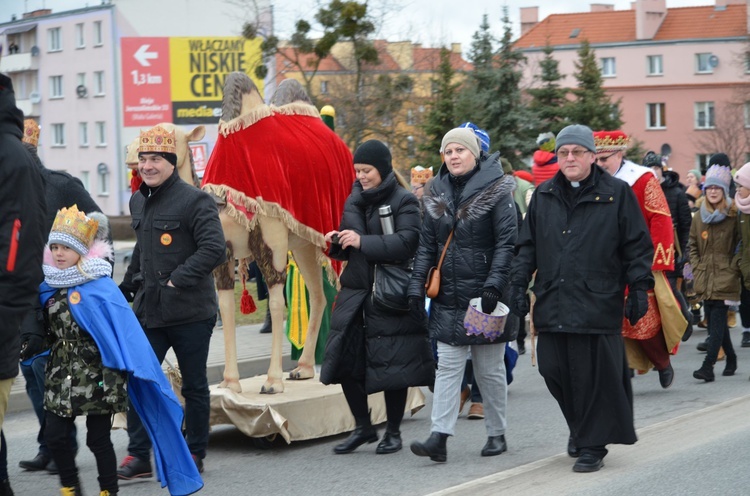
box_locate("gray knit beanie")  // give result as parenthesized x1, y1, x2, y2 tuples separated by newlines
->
(441, 128, 481, 158)
(555, 124, 596, 154)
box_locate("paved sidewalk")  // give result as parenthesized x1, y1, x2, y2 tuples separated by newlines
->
(8, 322, 294, 413)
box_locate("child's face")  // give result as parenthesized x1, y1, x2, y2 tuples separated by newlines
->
(50, 244, 80, 270)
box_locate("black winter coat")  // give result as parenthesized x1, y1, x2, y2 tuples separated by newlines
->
(0, 74, 46, 379)
(511, 166, 654, 335)
(320, 173, 434, 393)
(122, 171, 226, 328)
(660, 171, 692, 269)
(407, 152, 518, 346)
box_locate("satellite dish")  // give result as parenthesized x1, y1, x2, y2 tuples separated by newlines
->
(660, 143, 672, 156)
(30, 45, 39, 56)
(76, 85, 88, 98)
(709, 55, 719, 68)
(29, 91, 41, 103)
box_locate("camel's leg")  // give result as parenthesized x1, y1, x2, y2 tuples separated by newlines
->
(287, 242, 326, 380)
(252, 218, 289, 394)
(213, 250, 242, 393)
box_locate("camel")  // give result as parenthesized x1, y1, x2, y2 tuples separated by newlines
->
(125, 123, 205, 193)
(202, 73, 353, 394)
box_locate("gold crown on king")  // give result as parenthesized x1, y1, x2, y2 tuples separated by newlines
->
(51, 205, 99, 250)
(23, 118, 40, 148)
(139, 125, 176, 154)
(411, 166, 433, 184)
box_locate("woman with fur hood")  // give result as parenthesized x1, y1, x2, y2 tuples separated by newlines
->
(39, 206, 202, 496)
(407, 128, 517, 462)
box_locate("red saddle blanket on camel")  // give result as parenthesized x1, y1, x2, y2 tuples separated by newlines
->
(202, 104, 354, 274)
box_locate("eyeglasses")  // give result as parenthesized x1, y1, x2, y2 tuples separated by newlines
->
(595, 152, 618, 164)
(556, 148, 590, 160)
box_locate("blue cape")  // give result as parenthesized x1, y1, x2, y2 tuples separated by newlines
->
(40, 278, 203, 496)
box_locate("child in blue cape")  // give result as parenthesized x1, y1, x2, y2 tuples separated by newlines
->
(40, 205, 202, 496)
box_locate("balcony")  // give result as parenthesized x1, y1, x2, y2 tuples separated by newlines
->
(0, 52, 39, 73)
(14, 98, 39, 117)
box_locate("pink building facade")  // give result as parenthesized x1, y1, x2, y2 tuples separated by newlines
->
(517, 0, 750, 178)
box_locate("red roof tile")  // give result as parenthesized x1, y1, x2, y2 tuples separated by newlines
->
(515, 4, 747, 49)
(412, 47, 473, 72)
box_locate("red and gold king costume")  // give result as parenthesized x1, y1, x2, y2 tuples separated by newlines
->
(594, 131, 687, 372)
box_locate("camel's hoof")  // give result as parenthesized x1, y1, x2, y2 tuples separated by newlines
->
(288, 366, 314, 381)
(218, 379, 242, 393)
(260, 380, 284, 394)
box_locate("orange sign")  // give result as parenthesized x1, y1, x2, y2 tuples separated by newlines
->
(69, 291, 81, 304)
(161, 233, 173, 246)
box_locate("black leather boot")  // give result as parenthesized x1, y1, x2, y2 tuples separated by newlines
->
(481, 435, 507, 456)
(333, 415, 378, 454)
(410, 432, 448, 462)
(258, 308, 272, 334)
(723, 354, 737, 376)
(376, 422, 402, 454)
(693, 359, 715, 382)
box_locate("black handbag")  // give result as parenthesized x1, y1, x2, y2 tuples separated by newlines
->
(372, 262, 412, 313)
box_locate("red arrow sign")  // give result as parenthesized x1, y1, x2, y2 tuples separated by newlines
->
(121, 37, 172, 127)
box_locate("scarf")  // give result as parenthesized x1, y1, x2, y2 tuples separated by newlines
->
(735, 192, 750, 214)
(700, 198, 733, 224)
(43, 258, 112, 288)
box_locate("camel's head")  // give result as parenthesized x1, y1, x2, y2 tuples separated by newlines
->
(221, 71, 264, 122)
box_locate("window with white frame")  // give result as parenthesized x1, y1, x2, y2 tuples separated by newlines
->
(48, 27, 61, 51)
(646, 103, 666, 129)
(320, 80, 329, 94)
(50, 75, 63, 98)
(93, 21, 103, 46)
(76, 72, 86, 87)
(406, 109, 415, 126)
(647, 55, 663, 76)
(695, 102, 715, 129)
(95, 121, 106, 146)
(80, 171, 90, 191)
(407, 136, 416, 158)
(600, 57, 616, 77)
(745, 102, 750, 128)
(79, 122, 88, 147)
(696, 53, 713, 73)
(51, 123, 65, 146)
(75, 23, 85, 48)
(696, 154, 712, 169)
(94, 71, 105, 95)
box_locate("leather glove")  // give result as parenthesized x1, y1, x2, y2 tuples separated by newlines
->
(481, 288, 501, 314)
(409, 297, 428, 323)
(509, 285, 530, 317)
(119, 282, 136, 303)
(20, 334, 45, 361)
(625, 289, 649, 326)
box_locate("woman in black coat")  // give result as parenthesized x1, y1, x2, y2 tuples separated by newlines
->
(407, 128, 517, 462)
(320, 140, 434, 455)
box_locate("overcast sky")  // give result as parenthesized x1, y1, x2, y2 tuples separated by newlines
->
(4, 0, 715, 50)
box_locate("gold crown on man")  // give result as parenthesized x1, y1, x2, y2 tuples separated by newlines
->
(50, 205, 99, 255)
(23, 118, 40, 148)
(593, 130, 630, 152)
(139, 125, 176, 154)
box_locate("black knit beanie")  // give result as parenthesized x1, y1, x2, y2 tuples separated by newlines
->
(139, 151, 177, 166)
(353, 140, 392, 178)
(709, 153, 731, 168)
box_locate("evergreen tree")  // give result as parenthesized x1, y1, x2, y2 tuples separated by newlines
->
(419, 47, 458, 164)
(527, 43, 569, 135)
(457, 9, 533, 166)
(566, 39, 623, 130)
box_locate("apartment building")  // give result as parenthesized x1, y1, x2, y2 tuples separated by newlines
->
(0, 0, 268, 215)
(516, 0, 750, 177)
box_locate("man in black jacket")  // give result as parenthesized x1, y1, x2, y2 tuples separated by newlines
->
(117, 125, 225, 478)
(0, 73, 46, 493)
(509, 124, 654, 473)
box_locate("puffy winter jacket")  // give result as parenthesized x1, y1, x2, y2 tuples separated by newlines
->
(408, 152, 517, 346)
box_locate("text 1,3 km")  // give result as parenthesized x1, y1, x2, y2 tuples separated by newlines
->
(131, 70, 163, 86)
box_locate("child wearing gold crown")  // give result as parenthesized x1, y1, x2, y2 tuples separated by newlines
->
(39, 205, 203, 496)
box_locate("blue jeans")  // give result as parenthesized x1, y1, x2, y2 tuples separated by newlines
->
(126, 317, 214, 461)
(21, 355, 77, 456)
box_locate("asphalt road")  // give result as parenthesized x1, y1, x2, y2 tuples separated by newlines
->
(4, 324, 750, 496)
